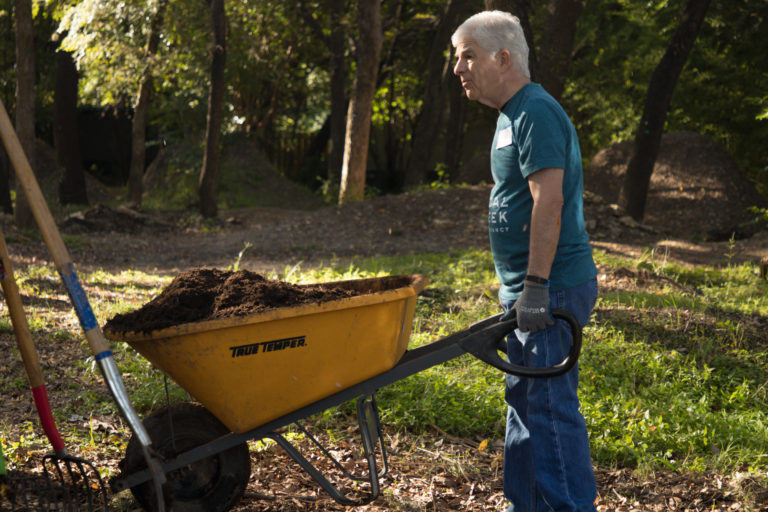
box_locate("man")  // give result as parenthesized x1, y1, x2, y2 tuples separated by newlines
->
(452, 11, 599, 512)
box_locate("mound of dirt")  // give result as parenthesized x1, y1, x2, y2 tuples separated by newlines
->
(584, 131, 766, 240)
(141, 135, 326, 211)
(103, 268, 415, 334)
(59, 204, 174, 233)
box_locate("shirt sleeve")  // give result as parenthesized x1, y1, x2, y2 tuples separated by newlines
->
(515, 100, 568, 178)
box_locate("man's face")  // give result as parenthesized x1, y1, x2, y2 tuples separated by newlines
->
(453, 37, 503, 108)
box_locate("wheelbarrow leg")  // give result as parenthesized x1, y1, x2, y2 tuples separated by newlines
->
(356, 394, 389, 487)
(269, 394, 388, 507)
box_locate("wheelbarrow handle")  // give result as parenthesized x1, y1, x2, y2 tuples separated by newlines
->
(458, 308, 582, 378)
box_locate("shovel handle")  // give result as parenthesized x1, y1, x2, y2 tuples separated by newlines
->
(0, 99, 164, 492)
(0, 101, 107, 353)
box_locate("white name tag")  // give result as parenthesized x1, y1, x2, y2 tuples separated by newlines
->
(496, 126, 512, 149)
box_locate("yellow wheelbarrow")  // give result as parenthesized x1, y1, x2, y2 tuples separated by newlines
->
(105, 274, 582, 511)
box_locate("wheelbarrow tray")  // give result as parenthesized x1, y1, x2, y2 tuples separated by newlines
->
(105, 274, 428, 433)
(110, 305, 582, 504)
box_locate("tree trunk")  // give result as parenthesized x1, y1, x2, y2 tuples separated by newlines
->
(327, 0, 346, 185)
(199, 0, 227, 218)
(444, 78, 467, 183)
(618, 0, 711, 221)
(127, 0, 167, 208)
(338, 0, 382, 204)
(298, 0, 346, 186)
(54, 49, 88, 206)
(14, 0, 35, 229)
(404, 0, 469, 188)
(0, 151, 13, 213)
(484, 0, 538, 81)
(538, 0, 582, 101)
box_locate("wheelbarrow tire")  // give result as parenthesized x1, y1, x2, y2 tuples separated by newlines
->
(121, 401, 250, 512)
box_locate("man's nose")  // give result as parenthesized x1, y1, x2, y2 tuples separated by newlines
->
(453, 59, 464, 75)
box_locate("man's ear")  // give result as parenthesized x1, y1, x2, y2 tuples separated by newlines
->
(497, 49, 512, 70)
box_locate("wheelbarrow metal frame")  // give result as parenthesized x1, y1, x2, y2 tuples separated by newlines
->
(111, 309, 582, 505)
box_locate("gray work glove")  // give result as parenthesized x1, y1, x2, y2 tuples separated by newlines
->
(513, 281, 554, 333)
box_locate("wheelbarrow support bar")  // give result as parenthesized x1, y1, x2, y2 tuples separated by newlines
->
(267, 395, 387, 506)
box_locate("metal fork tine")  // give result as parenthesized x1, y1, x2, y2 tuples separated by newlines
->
(8, 458, 107, 511)
(42, 456, 80, 511)
(76, 458, 99, 509)
(69, 455, 108, 511)
(62, 458, 81, 505)
(81, 457, 108, 511)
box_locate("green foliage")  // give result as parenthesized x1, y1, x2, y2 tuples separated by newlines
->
(749, 206, 768, 226)
(59, 0, 163, 104)
(52, 0, 458, 194)
(226, 2, 330, 137)
(57, 0, 210, 138)
(0, 0, 764, 203)
(227, 242, 253, 272)
(564, 0, 768, 192)
(141, 141, 202, 210)
(580, 325, 768, 473)
(0, 423, 50, 467)
(308, 248, 768, 476)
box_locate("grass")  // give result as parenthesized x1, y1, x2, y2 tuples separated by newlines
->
(1, 245, 767, 497)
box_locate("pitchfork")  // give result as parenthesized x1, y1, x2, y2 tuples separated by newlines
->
(0, 225, 108, 511)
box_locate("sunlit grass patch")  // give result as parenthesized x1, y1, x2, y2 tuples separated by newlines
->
(1, 247, 766, 484)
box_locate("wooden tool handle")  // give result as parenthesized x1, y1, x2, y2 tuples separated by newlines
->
(0, 98, 109, 355)
(0, 101, 70, 266)
(0, 226, 44, 387)
(0, 99, 160, 479)
(0, 226, 67, 453)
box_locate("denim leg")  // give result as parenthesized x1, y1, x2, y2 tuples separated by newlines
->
(502, 278, 598, 512)
(503, 338, 536, 511)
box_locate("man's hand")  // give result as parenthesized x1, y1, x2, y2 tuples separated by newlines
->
(513, 281, 554, 333)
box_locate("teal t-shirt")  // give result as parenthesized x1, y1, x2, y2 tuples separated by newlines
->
(489, 83, 596, 301)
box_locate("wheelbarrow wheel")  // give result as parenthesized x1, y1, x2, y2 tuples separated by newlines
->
(121, 401, 250, 512)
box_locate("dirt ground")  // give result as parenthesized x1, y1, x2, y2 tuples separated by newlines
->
(53, 183, 768, 278)
(2, 182, 766, 511)
(3, 133, 768, 511)
(50, 130, 768, 275)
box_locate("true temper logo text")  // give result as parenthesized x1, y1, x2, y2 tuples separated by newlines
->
(229, 336, 306, 358)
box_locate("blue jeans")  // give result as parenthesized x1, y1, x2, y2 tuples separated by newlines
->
(501, 278, 598, 512)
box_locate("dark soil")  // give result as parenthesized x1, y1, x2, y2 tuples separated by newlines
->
(585, 131, 767, 241)
(104, 269, 415, 334)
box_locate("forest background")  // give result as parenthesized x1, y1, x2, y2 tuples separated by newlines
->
(0, 0, 767, 511)
(0, 0, 764, 221)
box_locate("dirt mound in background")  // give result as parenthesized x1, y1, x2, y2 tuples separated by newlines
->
(60, 204, 174, 233)
(142, 136, 326, 211)
(585, 131, 766, 240)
